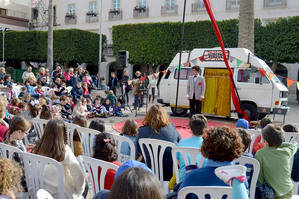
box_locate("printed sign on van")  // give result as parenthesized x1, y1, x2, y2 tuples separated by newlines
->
(203, 50, 230, 61)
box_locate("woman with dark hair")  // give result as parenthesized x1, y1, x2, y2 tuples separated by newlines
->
(89, 118, 105, 133)
(178, 126, 249, 199)
(109, 167, 163, 199)
(40, 105, 53, 120)
(32, 119, 86, 199)
(93, 133, 121, 190)
(136, 104, 181, 180)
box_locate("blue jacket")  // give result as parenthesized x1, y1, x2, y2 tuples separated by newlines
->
(71, 86, 83, 99)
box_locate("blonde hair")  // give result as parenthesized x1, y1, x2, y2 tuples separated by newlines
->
(142, 104, 170, 133)
(0, 158, 23, 196)
(0, 95, 7, 119)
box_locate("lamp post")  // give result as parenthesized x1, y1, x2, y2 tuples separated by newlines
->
(98, 0, 103, 77)
(174, 0, 187, 113)
(0, 27, 9, 64)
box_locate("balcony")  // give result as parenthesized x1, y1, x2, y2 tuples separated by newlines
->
(0, 9, 29, 28)
(108, 9, 122, 20)
(86, 11, 99, 23)
(65, 13, 77, 25)
(161, 5, 178, 16)
(133, 7, 149, 18)
(226, 0, 240, 10)
(264, 0, 287, 8)
(191, 3, 206, 13)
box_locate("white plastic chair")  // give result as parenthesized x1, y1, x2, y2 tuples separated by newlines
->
(36, 189, 54, 199)
(32, 118, 48, 139)
(76, 127, 100, 156)
(64, 122, 80, 152)
(22, 152, 65, 199)
(0, 142, 23, 160)
(78, 155, 119, 195)
(138, 138, 175, 182)
(171, 147, 205, 184)
(234, 156, 260, 199)
(178, 186, 232, 199)
(247, 129, 261, 154)
(112, 134, 136, 162)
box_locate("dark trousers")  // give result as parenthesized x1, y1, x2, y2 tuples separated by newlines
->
(189, 94, 202, 117)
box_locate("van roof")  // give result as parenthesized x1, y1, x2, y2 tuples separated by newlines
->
(169, 47, 254, 69)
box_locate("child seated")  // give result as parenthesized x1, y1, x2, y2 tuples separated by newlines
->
(113, 102, 127, 117)
(120, 119, 138, 160)
(35, 84, 44, 95)
(93, 133, 121, 190)
(255, 124, 297, 198)
(73, 99, 88, 118)
(175, 114, 208, 183)
(107, 90, 117, 106)
(103, 99, 113, 116)
(92, 97, 109, 118)
(18, 86, 27, 98)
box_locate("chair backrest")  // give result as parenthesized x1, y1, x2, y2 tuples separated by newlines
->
(22, 152, 65, 199)
(247, 129, 261, 154)
(284, 132, 299, 143)
(178, 186, 232, 199)
(64, 122, 80, 152)
(234, 156, 260, 199)
(0, 142, 23, 160)
(32, 118, 48, 139)
(36, 189, 54, 199)
(76, 127, 100, 156)
(138, 138, 175, 181)
(112, 134, 136, 162)
(78, 155, 119, 195)
(172, 147, 205, 184)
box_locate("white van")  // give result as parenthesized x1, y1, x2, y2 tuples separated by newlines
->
(158, 48, 289, 120)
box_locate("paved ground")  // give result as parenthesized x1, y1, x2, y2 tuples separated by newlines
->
(101, 94, 299, 132)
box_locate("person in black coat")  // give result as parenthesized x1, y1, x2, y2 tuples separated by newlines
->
(121, 71, 131, 104)
(108, 72, 118, 95)
(71, 81, 83, 104)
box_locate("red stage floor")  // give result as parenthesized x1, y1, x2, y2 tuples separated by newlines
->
(113, 118, 235, 139)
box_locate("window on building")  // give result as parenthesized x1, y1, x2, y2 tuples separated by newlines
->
(68, 4, 76, 15)
(231, 0, 240, 8)
(138, 0, 146, 8)
(269, 0, 282, 5)
(0, 8, 7, 15)
(237, 69, 270, 84)
(53, 6, 57, 24)
(89, 1, 97, 12)
(165, 0, 175, 11)
(113, 0, 120, 11)
(196, 0, 205, 9)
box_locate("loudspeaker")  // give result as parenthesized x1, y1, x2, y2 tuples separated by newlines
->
(118, 50, 128, 67)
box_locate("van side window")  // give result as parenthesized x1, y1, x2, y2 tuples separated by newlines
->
(237, 69, 270, 84)
(174, 68, 192, 80)
(164, 70, 171, 79)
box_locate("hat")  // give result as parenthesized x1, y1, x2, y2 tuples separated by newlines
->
(236, 119, 249, 129)
(114, 160, 153, 180)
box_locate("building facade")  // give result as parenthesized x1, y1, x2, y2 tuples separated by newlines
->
(0, 0, 31, 30)
(51, 0, 299, 94)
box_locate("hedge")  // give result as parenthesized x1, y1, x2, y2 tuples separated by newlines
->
(0, 29, 106, 63)
(112, 16, 299, 65)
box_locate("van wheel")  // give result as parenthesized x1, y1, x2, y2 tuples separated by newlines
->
(171, 107, 187, 116)
(238, 103, 257, 121)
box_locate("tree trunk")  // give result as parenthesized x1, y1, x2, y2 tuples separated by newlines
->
(271, 61, 278, 73)
(47, 0, 54, 72)
(238, 0, 254, 53)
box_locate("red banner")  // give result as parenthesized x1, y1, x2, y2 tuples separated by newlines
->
(203, 0, 250, 123)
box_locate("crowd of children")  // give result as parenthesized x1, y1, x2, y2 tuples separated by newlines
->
(0, 66, 129, 120)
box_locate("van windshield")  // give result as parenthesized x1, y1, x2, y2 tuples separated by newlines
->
(263, 65, 283, 85)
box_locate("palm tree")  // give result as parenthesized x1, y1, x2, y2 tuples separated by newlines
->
(47, 0, 53, 72)
(238, 0, 254, 53)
